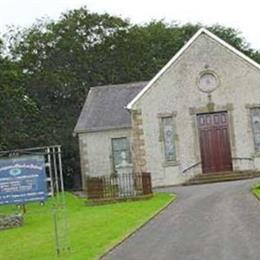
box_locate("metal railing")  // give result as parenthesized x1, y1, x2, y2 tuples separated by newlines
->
(86, 172, 152, 200)
(232, 157, 254, 161)
(182, 161, 201, 175)
(182, 157, 256, 176)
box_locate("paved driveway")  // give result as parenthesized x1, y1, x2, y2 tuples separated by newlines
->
(103, 179, 260, 260)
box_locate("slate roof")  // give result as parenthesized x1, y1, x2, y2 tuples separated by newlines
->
(74, 81, 147, 133)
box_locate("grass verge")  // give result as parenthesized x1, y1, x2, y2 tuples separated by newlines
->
(252, 183, 260, 199)
(0, 192, 175, 260)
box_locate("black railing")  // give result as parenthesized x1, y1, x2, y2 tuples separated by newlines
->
(232, 157, 254, 161)
(182, 161, 201, 175)
(86, 172, 152, 200)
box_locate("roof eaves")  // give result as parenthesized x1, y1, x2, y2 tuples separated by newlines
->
(73, 125, 131, 135)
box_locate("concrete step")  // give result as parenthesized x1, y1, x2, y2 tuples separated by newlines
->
(184, 171, 260, 185)
(190, 171, 259, 180)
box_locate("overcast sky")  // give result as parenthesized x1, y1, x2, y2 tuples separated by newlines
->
(0, 0, 260, 49)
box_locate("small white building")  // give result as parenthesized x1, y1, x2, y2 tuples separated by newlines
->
(74, 28, 260, 188)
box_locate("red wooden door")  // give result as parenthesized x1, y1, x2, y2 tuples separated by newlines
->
(197, 112, 232, 173)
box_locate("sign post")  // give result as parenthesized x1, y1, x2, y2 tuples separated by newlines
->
(0, 145, 70, 256)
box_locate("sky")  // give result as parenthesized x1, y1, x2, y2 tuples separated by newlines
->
(0, 0, 260, 49)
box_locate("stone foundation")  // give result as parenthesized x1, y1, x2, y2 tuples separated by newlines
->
(0, 214, 23, 231)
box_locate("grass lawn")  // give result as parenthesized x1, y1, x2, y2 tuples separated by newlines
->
(252, 183, 260, 199)
(0, 192, 174, 260)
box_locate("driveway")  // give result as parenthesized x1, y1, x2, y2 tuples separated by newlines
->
(103, 179, 260, 260)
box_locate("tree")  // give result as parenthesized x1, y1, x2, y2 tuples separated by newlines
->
(0, 41, 38, 150)
(7, 8, 130, 189)
(5, 7, 260, 189)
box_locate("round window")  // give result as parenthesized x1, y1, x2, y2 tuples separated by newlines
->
(197, 72, 219, 93)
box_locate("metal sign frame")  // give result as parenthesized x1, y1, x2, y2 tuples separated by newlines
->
(0, 145, 70, 256)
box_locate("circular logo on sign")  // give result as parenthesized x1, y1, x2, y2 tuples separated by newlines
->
(197, 71, 219, 93)
(9, 168, 22, 176)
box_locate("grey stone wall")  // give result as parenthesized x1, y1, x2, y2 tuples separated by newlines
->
(133, 33, 260, 186)
(78, 128, 132, 190)
(0, 214, 23, 230)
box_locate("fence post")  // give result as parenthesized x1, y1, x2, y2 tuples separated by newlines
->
(142, 172, 152, 195)
(86, 177, 104, 199)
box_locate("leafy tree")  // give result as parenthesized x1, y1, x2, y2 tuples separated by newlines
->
(7, 8, 130, 189)
(0, 41, 38, 150)
(88, 21, 260, 85)
(4, 7, 260, 189)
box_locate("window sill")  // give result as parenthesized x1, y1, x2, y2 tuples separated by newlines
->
(162, 161, 179, 167)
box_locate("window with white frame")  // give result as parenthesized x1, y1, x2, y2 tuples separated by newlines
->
(161, 116, 176, 161)
(251, 108, 260, 153)
(111, 137, 131, 169)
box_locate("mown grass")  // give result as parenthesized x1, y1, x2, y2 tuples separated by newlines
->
(0, 192, 175, 260)
(252, 183, 260, 199)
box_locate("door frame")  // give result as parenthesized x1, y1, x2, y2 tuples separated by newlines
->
(190, 105, 236, 173)
(196, 111, 233, 173)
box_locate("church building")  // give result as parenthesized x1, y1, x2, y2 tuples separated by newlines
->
(74, 28, 260, 188)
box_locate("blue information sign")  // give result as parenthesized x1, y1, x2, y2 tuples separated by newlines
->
(0, 155, 48, 205)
